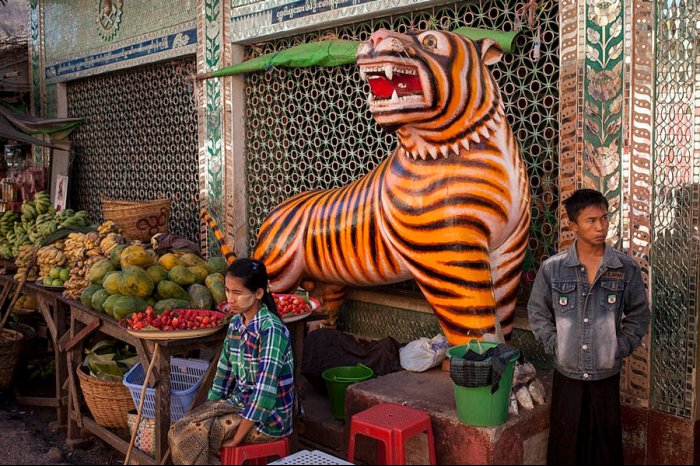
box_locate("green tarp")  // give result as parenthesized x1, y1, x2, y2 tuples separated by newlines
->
(200, 27, 518, 79)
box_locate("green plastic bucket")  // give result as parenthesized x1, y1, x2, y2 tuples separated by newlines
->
(322, 364, 374, 420)
(445, 341, 520, 427)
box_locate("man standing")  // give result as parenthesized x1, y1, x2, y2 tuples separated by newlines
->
(528, 189, 650, 465)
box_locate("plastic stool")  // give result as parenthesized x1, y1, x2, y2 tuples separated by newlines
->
(220, 437, 290, 465)
(347, 403, 437, 465)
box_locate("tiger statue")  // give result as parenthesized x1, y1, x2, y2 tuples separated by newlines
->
(206, 29, 531, 344)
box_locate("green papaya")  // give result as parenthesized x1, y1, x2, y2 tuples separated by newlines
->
(102, 271, 123, 294)
(91, 289, 111, 314)
(81, 284, 103, 309)
(205, 257, 228, 275)
(146, 264, 169, 284)
(88, 259, 115, 285)
(207, 281, 227, 305)
(145, 297, 156, 307)
(112, 296, 148, 320)
(188, 266, 209, 284)
(157, 280, 190, 301)
(168, 265, 196, 287)
(154, 298, 191, 314)
(110, 244, 127, 268)
(179, 253, 207, 267)
(103, 294, 124, 316)
(188, 284, 213, 310)
(119, 266, 155, 299)
(204, 273, 224, 288)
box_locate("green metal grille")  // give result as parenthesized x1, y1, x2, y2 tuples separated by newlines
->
(651, 0, 700, 418)
(244, 0, 560, 300)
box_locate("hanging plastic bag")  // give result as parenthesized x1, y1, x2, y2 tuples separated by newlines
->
(399, 335, 449, 372)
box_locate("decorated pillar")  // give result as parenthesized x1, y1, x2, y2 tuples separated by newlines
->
(28, 0, 46, 167)
(197, 0, 233, 256)
(559, 0, 653, 406)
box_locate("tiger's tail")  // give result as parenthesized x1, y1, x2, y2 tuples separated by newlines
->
(200, 209, 237, 265)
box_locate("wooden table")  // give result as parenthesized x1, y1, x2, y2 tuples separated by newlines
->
(0, 274, 70, 426)
(63, 299, 225, 465)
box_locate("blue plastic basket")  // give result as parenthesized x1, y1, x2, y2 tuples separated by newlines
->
(123, 357, 210, 421)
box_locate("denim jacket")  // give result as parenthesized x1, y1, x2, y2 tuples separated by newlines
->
(527, 242, 650, 381)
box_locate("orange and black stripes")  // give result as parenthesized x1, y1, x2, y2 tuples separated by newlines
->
(203, 29, 530, 344)
(200, 209, 236, 265)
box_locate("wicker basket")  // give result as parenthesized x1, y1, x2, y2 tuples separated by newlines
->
(0, 328, 24, 391)
(101, 198, 171, 242)
(76, 365, 134, 428)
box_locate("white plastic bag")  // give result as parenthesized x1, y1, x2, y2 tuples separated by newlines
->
(399, 335, 449, 372)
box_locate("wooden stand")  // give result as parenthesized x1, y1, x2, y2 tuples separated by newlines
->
(64, 299, 225, 465)
(0, 274, 69, 426)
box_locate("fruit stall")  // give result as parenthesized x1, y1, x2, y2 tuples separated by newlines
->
(0, 192, 322, 464)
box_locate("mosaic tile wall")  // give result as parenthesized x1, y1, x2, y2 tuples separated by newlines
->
(43, 0, 197, 63)
(66, 58, 201, 242)
(243, 0, 560, 303)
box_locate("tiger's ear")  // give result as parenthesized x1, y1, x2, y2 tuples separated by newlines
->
(476, 38, 503, 66)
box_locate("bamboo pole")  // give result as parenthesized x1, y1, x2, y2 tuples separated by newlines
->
(124, 344, 160, 465)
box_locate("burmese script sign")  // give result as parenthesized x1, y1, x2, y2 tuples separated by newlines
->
(230, 0, 454, 42)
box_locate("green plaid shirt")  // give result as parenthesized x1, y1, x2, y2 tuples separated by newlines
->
(208, 305, 294, 437)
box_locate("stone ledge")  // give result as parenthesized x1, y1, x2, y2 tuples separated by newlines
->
(345, 368, 551, 465)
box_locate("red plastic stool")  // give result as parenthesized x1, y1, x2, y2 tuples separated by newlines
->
(347, 403, 437, 465)
(220, 437, 290, 465)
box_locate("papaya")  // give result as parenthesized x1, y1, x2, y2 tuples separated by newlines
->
(119, 266, 155, 299)
(89, 259, 115, 285)
(154, 298, 191, 313)
(206, 257, 228, 275)
(168, 265, 196, 287)
(110, 244, 127, 268)
(81, 284, 103, 309)
(103, 294, 124, 317)
(102, 271, 123, 294)
(121, 245, 157, 269)
(91, 289, 111, 314)
(204, 273, 224, 288)
(179, 253, 207, 268)
(146, 264, 169, 284)
(188, 266, 209, 284)
(188, 284, 213, 310)
(112, 296, 148, 320)
(207, 281, 227, 305)
(157, 280, 190, 301)
(158, 253, 183, 271)
(145, 297, 156, 307)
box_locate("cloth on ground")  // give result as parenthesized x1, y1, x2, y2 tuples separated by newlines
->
(168, 400, 270, 465)
(301, 328, 402, 394)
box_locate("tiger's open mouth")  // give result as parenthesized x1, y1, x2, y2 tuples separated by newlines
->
(358, 61, 431, 113)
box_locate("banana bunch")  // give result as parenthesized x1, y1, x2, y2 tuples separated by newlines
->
(37, 241, 67, 278)
(99, 232, 124, 255)
(14, 293, 38, 311)
(97, 221, 121, 236)
(33, 191, 52, 216)
(60, 210, 89, 228)
(35, 212, 59, 241)
(0, 243, 12, 260)
(64, 232, 87, 266)
(10, 223, 31, 258)
(63, 254, 104, 300)
(0, 211, 18, 238)
(14, 244, 39, 282)
(20, 201, 38, 223)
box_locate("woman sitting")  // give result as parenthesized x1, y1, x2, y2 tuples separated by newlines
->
(169, 258, 294, 465)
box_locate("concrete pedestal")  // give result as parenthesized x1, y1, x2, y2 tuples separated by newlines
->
(344, 369, 551, 465)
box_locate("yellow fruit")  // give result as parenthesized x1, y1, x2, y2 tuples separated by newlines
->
(158, 253, 183, 271)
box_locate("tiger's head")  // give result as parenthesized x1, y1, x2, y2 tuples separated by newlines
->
(357, 29, 507, 160)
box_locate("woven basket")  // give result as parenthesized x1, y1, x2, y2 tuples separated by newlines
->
(0, 329, 24, 391)
(76, 365, 134, 428)
(101, 198, 171, 242)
